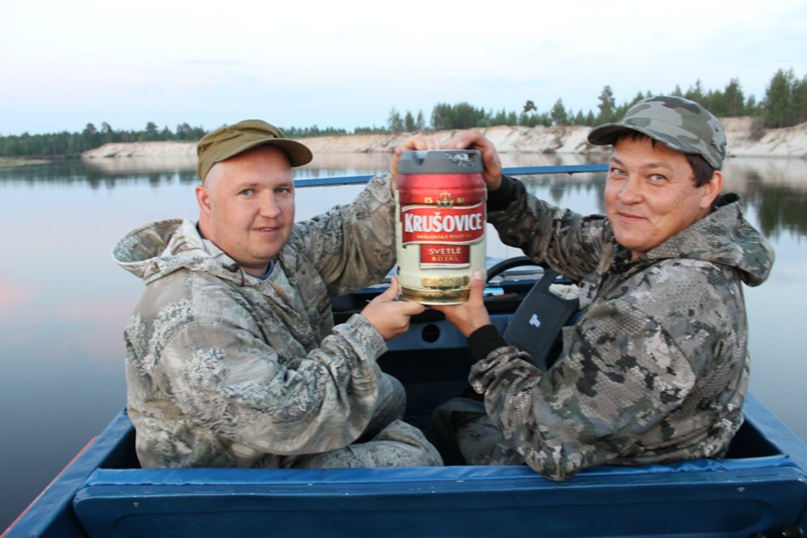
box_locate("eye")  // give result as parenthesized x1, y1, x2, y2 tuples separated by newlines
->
(648, 174, 667, 183)
(275, 186, 293, 195)
(609, 166, 626, 177)
(239, 188, 254, 196)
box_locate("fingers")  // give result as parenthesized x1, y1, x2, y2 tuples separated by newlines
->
(360, 277, 426, 340)
(467, 270, 486, 305)
(378, 276, 399, 300)
(428, 271, 484, 314)
(446, 130, 486, 151)
(381, 278, 425, 315)
(390, 134, 443, 180)
(444, 131, 502, 189)
(390, 151, 402, 185)
(424, 270, 491, 337)
(401, 133, 442, 152)
(399, 299, 426, 316)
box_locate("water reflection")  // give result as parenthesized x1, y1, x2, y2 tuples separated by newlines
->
(723, 159, 807, 240)
(3, 155, 805, 239)
(0, 160, 199, 189)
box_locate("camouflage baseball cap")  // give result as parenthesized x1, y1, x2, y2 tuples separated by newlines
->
(587, 96, 726, 169)
(196, 119, 313, 181)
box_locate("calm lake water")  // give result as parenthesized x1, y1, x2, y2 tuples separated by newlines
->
(1, 152, 806, 530)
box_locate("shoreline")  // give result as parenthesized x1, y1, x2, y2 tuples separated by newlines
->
(0, 156, 52, 167)
(79, 119, 807, 161)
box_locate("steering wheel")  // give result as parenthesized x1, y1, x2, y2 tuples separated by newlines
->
(486, 255, 543, 282)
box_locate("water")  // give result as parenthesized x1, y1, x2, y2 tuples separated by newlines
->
(1, 153, 806, 530)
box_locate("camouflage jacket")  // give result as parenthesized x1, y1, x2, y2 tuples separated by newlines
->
(113, 175, 397, 468)
(471, 175, 775, 481)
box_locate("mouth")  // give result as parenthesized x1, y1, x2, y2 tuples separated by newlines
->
(255, 225, 281, 233)
(616, 211, 645, 223)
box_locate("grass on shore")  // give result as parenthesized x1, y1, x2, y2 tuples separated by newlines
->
(0, 157, 51, 167)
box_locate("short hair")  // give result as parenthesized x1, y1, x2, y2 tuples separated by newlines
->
(685, 153, 717, 188)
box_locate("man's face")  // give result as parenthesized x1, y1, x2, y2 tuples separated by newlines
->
(196, 145, 295, 276)
(604, 136, 721, 259)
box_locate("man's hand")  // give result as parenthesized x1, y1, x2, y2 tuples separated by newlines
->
(445, 130, 503, 191)
(389, 133, 443, 184)
(429, 270, 492, 337)
(361, 277, 426, 340)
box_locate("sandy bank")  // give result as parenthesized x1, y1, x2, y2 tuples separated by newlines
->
(81, 119, 807, 161)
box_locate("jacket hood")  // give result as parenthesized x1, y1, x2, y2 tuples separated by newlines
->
(647, 193, 774, 287)
(113, 219, 245, 285)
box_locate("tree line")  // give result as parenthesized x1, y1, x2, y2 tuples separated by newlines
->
(0, 121, 207, 160)
(2, 68, 805, 159)
(396, 68, 807, 132)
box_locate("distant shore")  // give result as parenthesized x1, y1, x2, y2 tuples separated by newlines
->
(0, 156, 51, 167)
(79, 119, 807, 161)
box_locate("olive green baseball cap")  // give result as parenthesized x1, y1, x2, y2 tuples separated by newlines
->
(196, 119, 313, 181)
(587, 96, 726, 169)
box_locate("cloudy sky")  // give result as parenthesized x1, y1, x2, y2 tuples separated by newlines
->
(1, 0, 805, 136)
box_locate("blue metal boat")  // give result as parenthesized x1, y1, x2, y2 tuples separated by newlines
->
(4, 165, 806, 538)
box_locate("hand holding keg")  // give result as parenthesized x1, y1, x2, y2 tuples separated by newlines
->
(389, 133, 443, 184)
(428, 270, 491, 338)
(446, 130, 503, 191)
(360, 277, 425, 340)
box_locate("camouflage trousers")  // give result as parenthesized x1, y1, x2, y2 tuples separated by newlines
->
(454, 412, 525, 466)
(292, 373, 444, 468)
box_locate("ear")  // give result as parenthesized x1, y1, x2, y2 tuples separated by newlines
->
(699, 170, 723, 210)
(196, 184, 212, 215)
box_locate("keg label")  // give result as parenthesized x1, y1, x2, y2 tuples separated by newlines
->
(420, 244, 470, 268)
(400, 201, 484, 270)
(400, 202, 485, 245)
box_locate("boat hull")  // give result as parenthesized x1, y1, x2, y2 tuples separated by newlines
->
(6, 395, 807, 538)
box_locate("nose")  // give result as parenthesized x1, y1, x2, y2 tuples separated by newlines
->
(258, 192, 281, 218)
(618, 175, 643, 204)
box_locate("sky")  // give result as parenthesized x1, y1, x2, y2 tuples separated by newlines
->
(1, 0, 806, 137)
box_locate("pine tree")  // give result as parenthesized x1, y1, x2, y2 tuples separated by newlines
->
(763, 69, 795, 128)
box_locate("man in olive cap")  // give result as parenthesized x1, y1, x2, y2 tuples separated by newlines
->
(421, 96, 774, 480)
(114, 119, 442, 469)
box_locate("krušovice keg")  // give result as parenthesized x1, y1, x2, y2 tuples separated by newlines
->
(395, 150, 487, 304)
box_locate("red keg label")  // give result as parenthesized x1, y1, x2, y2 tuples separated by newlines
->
(420, 244, 470, 268)
(398, 187, 480, 207)
(400, 202, 485, 245)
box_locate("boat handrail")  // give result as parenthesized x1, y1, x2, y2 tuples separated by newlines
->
(293, 164, 609, 188)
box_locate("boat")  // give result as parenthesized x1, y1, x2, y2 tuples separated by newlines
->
(5, 164, 807, 538)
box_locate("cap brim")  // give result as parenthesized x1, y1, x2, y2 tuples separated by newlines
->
(587, 124, 637, 146)
(218, 139, 313, 167)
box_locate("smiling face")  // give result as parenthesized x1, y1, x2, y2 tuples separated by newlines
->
(604, 135, 723, 259)
(196, 145, 295, 275)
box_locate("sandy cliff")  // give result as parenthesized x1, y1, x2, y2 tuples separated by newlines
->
(81, 119, 807, 161)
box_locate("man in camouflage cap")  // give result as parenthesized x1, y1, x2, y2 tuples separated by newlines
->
(422, 96, 774, 480)
(114, 119, 442, 469)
